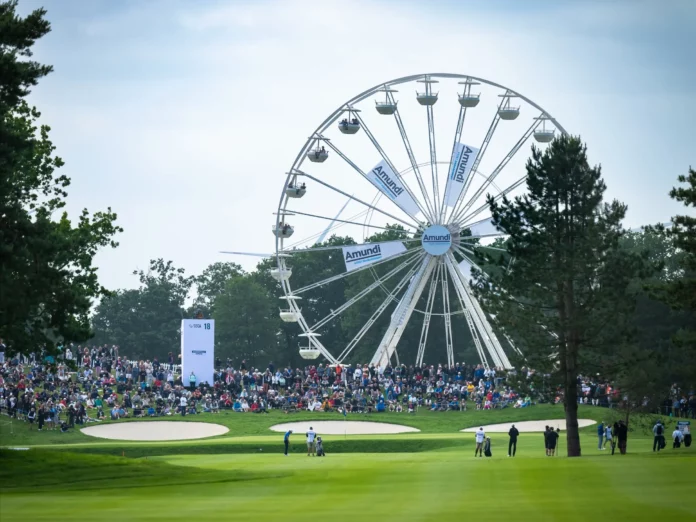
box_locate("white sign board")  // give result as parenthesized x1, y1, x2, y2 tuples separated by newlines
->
(365, 160, 421, 219)
(343, 241, 407, 272)
(444, 142, 480, 208)
(181, 319, 215, 387)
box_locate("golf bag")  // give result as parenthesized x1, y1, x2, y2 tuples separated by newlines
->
(685, 433, 692, 448)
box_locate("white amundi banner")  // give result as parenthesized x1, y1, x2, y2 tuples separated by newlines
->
(181, 319, 215, 387)
(444, 142, 480, 208)
(365, 160, 421, 219)
(342, 241, 407, 272)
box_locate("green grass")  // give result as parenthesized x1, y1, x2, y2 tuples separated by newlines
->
(1, 434, 694, 522)
(0, 403, 667, 450)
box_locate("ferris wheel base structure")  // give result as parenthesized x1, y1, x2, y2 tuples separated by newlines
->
(230, 73, 566, 370)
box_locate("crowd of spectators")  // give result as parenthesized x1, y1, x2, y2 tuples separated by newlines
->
(1, 342, 694, 432)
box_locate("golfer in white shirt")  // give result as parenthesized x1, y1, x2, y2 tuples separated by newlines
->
(306, 427, 317, 456)
(475, 427, 486, 457)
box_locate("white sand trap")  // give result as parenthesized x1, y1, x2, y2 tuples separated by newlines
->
(81, 421, 229, 441)
(462, 419, 596, 433)
(270, 420, 420, 435)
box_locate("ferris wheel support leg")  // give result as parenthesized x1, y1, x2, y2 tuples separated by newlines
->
(370, 256, 436, 369)
(461, 281, 511, 369)
(415, 261, 441, 367)
(440, 261, 455, 367)
(444, 255, 504, 369)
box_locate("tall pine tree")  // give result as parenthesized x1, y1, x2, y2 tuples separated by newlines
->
(474, 136, 647, 457)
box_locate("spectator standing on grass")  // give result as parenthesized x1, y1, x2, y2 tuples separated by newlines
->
(508, 424, 519, 457)
(604, 423, 613, 451)
(475, 427, 485, 457)
(306, 426, 317, 456)
(653, 421, 665, 452)
(617, 420, 628, 455)
(284, 429, 292, 456)
(597, 421, 604, 450)
(672, 427, 684, 449)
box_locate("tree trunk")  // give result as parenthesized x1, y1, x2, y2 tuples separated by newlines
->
(564, 352, 581, 456)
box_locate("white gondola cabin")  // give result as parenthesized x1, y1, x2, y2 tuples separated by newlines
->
(416, 92, 439, 106)
(458, 94, 480, 108)
(298, 332, 321, 360)
(498, 107, 520, 120)
(375, 101, 397, 115)
(279, 310, 298, 322)
(270, 267, 292, 281)
(533, 129, 555, 143)
(272, 223, 294, 238)
(285, 183, 306, 198)
(338, 119, 360, 134)
(306, 148, 328, 163)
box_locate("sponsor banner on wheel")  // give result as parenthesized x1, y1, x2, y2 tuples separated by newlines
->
(444, 142, 480, 208)
(365, 160, 421, 218)
(465, 217, 498, 237)
(342, 241, 407, 273)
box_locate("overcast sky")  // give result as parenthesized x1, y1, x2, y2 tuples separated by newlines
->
(20, 0, 696, 291)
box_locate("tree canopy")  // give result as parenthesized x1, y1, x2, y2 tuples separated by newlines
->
(0, 1, 121, 357)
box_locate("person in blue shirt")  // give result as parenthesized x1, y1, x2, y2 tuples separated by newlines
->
(284, 430, 293, 456)
(597, 422, 604, 450)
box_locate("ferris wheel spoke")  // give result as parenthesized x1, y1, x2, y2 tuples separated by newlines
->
(309, 251, 425, 332)
(426, 104, 440, 222)
(416, 260, 441, 366)
(457, 174, 526, 227)
(293, 170, 419, 229)
(336, 258, 422, 362)
(370, 255, 437, 368)
(351, 113, 431, 223)
(387, 91, 437, 222)
(452, 117, 542, 223)
(440, 260, 454, 367)
(321, 137, 429, 223)
(445, 91, 507, 223)
(292, 245, 418, 295)
(447, 263, 489, 368)
(286, 209, 417, 233)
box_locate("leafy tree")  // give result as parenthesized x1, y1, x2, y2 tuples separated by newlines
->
(190, 261, 244, 317)
(92, 259, 192, 360)
(214, 275, 279, 367)
(651, 168, 696, 388)
(473, 136, 649, 457)
(0, 1, 121, 356)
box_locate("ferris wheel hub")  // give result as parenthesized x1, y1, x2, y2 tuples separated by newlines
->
(421, 225, 452, 256)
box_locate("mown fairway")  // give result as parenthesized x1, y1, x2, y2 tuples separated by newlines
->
(2, 432, 695, 522)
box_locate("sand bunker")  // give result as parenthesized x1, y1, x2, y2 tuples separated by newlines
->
(81, 421, 229, 441)
(270, 420, 420, 435)
(461, 419, 596, 433)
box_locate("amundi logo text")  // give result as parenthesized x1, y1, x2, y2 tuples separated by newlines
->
(345, 245, 382, 264)
(191, 350, 207, 355)
(372, 165, 404, 198)
(423, 233, 451, 244)
(450, 146, 475, 183)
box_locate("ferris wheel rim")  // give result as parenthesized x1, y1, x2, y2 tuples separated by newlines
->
(274, 72, 568, 366)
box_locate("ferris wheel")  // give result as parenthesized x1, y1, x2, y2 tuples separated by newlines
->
(267, 73, 566, 369)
